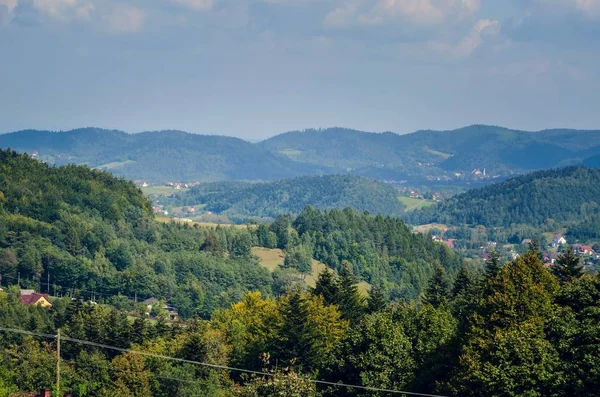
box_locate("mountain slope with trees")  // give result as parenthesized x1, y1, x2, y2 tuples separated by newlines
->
(0, 150, 460, 314)
(261, 125, 600, 178)
(0, 128, 330, 182)
(2, 125, 600, 184)
(168, 174, 406, 222)
(406, 167, 600, 229)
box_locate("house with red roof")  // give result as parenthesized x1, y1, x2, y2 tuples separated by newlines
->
(20, 290, 52, 308)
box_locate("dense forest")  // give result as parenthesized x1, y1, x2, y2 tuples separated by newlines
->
(407, 167, 600, 237)
(0, 129, 330, 182)
(167, 175, 406, 222)
(1, 247, 598, 396)
(0, 150, 459, 316)
(3, 125, 600, 184)
(261, 125, 600, 177)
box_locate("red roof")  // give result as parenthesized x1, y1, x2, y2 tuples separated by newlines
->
(580, 245, 593, 251)
(20, 293, 50, 306)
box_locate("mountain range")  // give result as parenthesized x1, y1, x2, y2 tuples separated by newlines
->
(1, 125, 600, 183)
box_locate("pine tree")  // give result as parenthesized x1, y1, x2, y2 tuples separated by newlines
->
(131, 317, 147, 345)
(484, 249, 501, 280)
(424, 266, 450, 308)
(313, 269, 340, 306)
(338, 261, 365, 322)
(552, 245, 584, 284)
(452, 265, 472, 298)
(277, 288, 311, 367)
(367, 285, 387, 313)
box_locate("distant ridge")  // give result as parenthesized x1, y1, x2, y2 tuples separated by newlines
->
(1, 125, 600, 183)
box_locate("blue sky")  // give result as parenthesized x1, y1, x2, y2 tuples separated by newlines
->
(1, 0, 599, 139)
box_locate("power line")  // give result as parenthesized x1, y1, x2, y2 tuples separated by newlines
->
(0, 327, 450, 397)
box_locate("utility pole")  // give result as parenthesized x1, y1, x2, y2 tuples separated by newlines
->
(17, 272, 20, 286)
(56, 328, 61, 396)
(47, 272, 50, 295)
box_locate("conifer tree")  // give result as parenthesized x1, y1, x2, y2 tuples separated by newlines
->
(367, 285, 387, 313)
(452, 265, 472, 298)
(276, 288, 311, 367)
(424, 266, 450, 308)
(552, 245, 584, 284)
(313, 269, 340, 306)
(338, 261, 365, 322)
(484, 249, 501, 280)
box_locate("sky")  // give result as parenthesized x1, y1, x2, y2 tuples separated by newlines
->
(1, 0, 599, 139)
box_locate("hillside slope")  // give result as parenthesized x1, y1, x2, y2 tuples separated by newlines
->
(405, 167, 600, 229)
(167, 174, 405, 221)
(0, 128, 331, 182)
(3, 125, 600, 184)
(261, 125, 600, 178)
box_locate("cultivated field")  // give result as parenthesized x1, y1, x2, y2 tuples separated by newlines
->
(399, 196, 436, 211)
(252, 247, 371, 295)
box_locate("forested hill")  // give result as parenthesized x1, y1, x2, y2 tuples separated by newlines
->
(0, 149, 274, 317)
(0, 128, 330, 182)
(406, 167, 600, 228)
(261, 125, 600, 178)
(0, 150, 461, 314)
(3, 125, 600, 184)
(167, 174, 405, 222)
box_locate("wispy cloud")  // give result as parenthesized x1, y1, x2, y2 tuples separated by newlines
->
(105, 4, 145, 33)
(170, 0, 213, 11)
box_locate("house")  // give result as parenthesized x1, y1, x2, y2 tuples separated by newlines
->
(551, 236, 567, 248)
(9, 387, 71, 397)
(143, 297, 179, 321)
(543, 262, 553, 268)
(521, 239, 532, 245)
(141, 182, 149, 188)
(444, 239, 456, 249)
(20, 290, 52, 308)
(579, 245, 594, 256)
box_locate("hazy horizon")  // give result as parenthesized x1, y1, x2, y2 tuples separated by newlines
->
(2, 0, 600, 139)
(3, 123, 600, 143)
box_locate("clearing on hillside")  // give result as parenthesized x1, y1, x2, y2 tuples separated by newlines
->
(252, 247, 371, 295)
(398, 196, 436, 211)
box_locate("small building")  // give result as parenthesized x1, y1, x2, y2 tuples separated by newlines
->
(20, 290, 52, 308)
(521, 239, 532, 246)
(143, 297, 178, 322)
(551, 236, 567, 248)
(579, 245, 594, 256)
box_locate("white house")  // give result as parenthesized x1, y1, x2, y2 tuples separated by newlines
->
(551, 236, 567, 248)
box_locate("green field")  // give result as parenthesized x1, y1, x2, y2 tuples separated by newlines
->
(155, 216, 252, 229)
(142, 186, 189, 195)
(399, 196, 436, 211)
(425, 148, 452, 159)
(252, 247, 370, 295)
(98, 160, 136, 170)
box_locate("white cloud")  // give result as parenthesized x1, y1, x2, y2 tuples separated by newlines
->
(105, 4, 145, 33)
(0, 0, 17, 13)
(325, 0, 481, 28)
(170, 0, 213, 11)
(32, 0, 94, 21)
(574, 0, 600, 15)
(430, 18, 499, 58)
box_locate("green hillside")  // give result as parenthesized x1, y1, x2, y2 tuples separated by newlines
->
(2, 125, 600, 185)
(0, 149, 273, 317)
(0, 128, 331, 182)
(406, 167, 600, 238)
(261, 125, 600, 178)
(167, 174, 406, 222)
